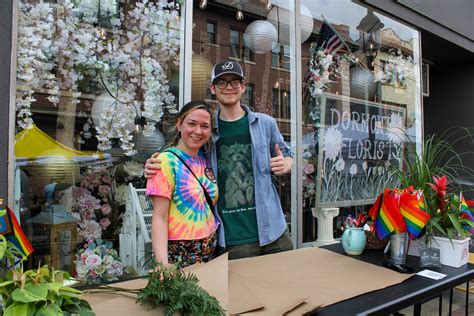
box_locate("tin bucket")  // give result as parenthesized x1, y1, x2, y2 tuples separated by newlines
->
(390, 232, 409, 264)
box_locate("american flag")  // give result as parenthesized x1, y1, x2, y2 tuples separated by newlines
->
(316, 22, 346, 54)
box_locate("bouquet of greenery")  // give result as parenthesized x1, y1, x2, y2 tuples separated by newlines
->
(137, 263, 225, 316)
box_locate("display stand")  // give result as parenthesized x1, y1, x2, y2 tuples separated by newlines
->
(312, 207, 339, 246)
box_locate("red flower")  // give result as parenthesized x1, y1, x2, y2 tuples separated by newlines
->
(428, 175, 448, 210)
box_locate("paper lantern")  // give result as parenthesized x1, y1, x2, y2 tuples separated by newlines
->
(350, 66, 377, 100)
(267, 4, 314, 46)
(244, 20, 278, 54)
(90, 92, 136, 138)
(133, 129, 166, 163)
(192, 54, 212, 100)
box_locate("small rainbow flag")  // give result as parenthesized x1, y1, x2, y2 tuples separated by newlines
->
(399, 189, 430, 239)
(5, 208, 34, 258)
(459, 193, 474, 235)
(370, 189, 407, 240)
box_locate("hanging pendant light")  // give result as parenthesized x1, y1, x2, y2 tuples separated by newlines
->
(236, 5, 244, 21)
(199, 0, 207, 9)
(244, 20, 278, 54)
(267, 4, 314, 46)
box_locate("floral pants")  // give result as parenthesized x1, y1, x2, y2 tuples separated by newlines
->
(168, 233, 217, 269)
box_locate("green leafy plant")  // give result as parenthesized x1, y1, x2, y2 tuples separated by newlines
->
(137, 263, 225, 316)
(391, 127, 474, 240)
(0, 236, 95, 316)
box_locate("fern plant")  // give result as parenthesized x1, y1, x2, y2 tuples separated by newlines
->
(137, 263, 224, 316)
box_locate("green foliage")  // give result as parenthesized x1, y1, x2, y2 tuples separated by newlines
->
(0, 239, 95, 316)
(137, 263, 225, 316)
(391, 127, 474, 240)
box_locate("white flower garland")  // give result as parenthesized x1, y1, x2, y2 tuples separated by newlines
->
(16, 0, 180, 155)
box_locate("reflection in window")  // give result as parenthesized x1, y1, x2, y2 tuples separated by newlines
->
(243, 83, 254, 110)
(229, 28, 254, 61)
(272, 45, 291, 70)
(207, 21, 217, 44)
(272, 88, 290, 119)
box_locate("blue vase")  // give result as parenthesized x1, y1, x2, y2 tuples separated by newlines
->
(342, 227, 366, 255)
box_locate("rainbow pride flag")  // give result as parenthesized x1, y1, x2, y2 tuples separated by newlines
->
(399, 190, 430, 239)
(5, 208, 34, 258)
(370, 189, 407, 240)
(459, 193, 474, 234)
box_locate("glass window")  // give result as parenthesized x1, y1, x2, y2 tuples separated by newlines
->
(230, 28, 254, 62)
(230, 28, 241, 58)
(14, 0, 183, 278)
(301, 0, 422, 244)
(207, 21, 217, 44)
(272, 45, 291, 70)
(243, 83, 254, 109)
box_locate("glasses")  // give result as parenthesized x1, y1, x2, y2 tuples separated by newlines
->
(215, 79, 242, 89)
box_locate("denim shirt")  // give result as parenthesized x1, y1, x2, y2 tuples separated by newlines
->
(208, 105, 293, 247)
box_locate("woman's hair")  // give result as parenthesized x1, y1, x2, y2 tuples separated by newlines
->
(168, 100, 213, 148)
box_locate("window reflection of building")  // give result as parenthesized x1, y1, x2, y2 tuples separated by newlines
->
(272, 45, 291, 70)
(230, 28, 254, 61)
(207, 21, 217, 44)
(272, 88, 290, 120)
(243, 83, 254, 109)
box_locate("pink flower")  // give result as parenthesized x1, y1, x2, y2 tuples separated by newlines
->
(100, 218, 111, 230)
(101, 204, 111, 216)
(98, 185, 111, 197)
(85, 253, 102, 268)
(303, 163, 315, 175)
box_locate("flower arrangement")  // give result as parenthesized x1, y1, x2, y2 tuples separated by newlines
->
(374, 49, 416, 88)
(75, 239, 124, 283)
(390, 127, 474, 240)
(306, 43, 354, 98)
(16, 0, 181, 155)
(72, 167, 117, 242)
(302, 146, 316, 208)
(425, 175, 474, 240)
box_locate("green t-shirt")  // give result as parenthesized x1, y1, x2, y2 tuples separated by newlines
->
(216, 114, 259, 246)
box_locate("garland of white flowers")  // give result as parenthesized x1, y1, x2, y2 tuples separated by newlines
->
(16, 2, 58, 129)
(16, 0, 180, 155)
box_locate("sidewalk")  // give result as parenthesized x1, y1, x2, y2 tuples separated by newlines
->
(398, 284, 473, 315)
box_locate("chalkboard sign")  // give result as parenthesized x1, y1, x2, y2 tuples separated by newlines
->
(313, 93, 407, 207)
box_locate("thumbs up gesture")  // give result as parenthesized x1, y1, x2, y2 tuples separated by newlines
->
(270, 144, 293, 175)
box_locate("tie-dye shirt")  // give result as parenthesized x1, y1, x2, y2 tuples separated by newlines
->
(146, 148, 218, 240)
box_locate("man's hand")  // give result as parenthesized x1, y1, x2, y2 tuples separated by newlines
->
(144, 152, 162, 179)
(270, 144, 292, 175)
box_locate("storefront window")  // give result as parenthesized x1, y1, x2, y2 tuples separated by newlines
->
(300, 0, 422, 244)
(192, 0, 296, 239)
(14, 0, 183, 279)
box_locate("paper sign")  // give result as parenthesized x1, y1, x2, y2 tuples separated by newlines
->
(417, 269, 447, 280)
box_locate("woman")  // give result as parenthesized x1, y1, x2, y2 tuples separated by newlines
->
(146, 100, 218, 268)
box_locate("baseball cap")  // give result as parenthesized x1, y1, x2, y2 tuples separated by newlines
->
(211, 60, 245, 82)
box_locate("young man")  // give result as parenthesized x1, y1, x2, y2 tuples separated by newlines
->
(145, 60, 293, 259)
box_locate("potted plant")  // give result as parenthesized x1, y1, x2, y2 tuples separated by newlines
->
(391, 127, 474, 266)
(0, 235, 95, 315)
(422, 175, 473, 267)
